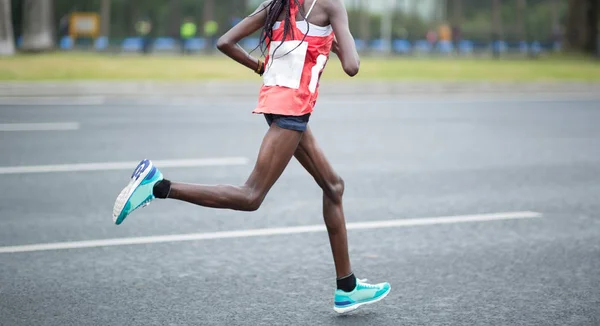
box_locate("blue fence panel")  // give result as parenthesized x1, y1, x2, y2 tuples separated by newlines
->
(354, 39, 367, 52)
(471, 41, 488, 51)
(122, 37, 143, 52)
(530, 41, 542, 55)
(184, 38, 206, 51)
(518, 41, 529, 53)
(370, 39, 386, 52)
(59, 36, 73, 50)
(414, 40, 432, 53)
(492, 40, 508, 53)
(553, 41, 562, 52)
(437, 40, 453, 54)
(95, 36, 109, 50)
(153, 37, 178, 51)
(392, 39, 411, 54)
(242, 37, 260, 51)
(458, 40, 474, 54)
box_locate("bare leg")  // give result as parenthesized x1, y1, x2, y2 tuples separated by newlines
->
(294, 126, 352, 278)
(168, 124, 303, 211)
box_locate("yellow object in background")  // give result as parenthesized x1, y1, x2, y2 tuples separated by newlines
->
(135, 21, 152, 36)
(204, 20, 218, 37)
(181, 22, 197, 39)
(439, 24, 452, 42)
(69, 13, 100, 39)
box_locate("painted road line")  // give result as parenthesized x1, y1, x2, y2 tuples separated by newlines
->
(0, 122, 80, 131)
(0, 157, 249, 175)
(0, 211, 542, 254)
(0, 96, 105, 106)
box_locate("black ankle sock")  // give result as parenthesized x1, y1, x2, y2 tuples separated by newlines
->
(153, 179, 172, 199)
(336, 273, 357, 292)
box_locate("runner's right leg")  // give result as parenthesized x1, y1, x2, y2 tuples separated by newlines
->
(293, 126, 391, 314)
(293, 127, 351, 278)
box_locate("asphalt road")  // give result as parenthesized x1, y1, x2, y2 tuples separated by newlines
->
(1, 94, 599, 325)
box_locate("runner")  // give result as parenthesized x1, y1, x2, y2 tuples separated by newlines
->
(113, 0, 391, 314)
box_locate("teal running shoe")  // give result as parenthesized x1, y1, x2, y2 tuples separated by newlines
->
(112, 159, 163, 225)
(333, 279, 391, 313)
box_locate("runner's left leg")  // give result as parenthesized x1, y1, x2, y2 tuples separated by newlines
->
(167, 124, 303, 211)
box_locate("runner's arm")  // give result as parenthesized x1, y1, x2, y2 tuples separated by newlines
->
(327, 0, 360, 76)
(216, 1, 270, 74)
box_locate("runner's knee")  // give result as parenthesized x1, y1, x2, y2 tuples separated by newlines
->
(239, 188, 264, 212)
(324, 176, 345, 204)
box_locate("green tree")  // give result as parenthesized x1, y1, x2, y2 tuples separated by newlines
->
(565, 0, 598, 54)
(492, 0, 503, 39)
(452, 0, 463, 27)
(516, 0, 527, 41)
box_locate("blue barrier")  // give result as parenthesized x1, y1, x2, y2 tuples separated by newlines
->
(458, 40, 474, 54)
(518, 41, 529, 54)
(184, 38, 206, 51)
(437, 40, 453, 54)
(393, 39, 411, 54)
(95, 37, 109, 50)
(242, 37, 260, 50)
(122, 37, 143, 52)
(52, 35, 552, 56)
(553, 41, 562, 52)
(471, 41, 488, 51)
(59, 36, 73, 50)
(354, 39, 367, 52)
(370, 39, 386, 52)
(153, 37, 177, 51)
(530, 41, 542, 55)
(414, 40, 432, 53)
(492, 40, 508, 53)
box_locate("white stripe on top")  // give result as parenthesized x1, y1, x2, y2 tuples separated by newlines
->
(272, 0, 332, 37)
(305, 0, 319, 19)
(272, 21, 333, 36)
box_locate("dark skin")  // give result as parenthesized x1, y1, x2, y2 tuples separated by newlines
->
(169, 0, 359, 279)
(216, 0, 360, 76)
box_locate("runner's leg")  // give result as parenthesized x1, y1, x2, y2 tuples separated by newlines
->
(167, 124, 303, 211)
(293, 126, 352, 278)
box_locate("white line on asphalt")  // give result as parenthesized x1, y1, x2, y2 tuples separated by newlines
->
(0, 211, 542, 254)
(85, 96, 600, 108)
(0, 96, 105, 106)
(0, 122, 80, 131)
(1, 95, 596, 108)
(0, 157, 249, 175)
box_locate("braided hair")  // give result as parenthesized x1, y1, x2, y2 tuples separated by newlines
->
(252, 0, 310, 59)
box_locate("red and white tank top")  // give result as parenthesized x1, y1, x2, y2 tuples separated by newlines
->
(253, 0, 334, 116)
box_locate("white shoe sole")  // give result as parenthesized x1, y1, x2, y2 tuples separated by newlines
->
(112, 161, 154, 224)
(333, 286, 391, 314)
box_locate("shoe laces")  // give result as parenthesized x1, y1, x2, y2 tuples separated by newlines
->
(357, 279, 379, 289)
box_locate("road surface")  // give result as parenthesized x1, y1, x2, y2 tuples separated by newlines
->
(1, 94, 599, 325)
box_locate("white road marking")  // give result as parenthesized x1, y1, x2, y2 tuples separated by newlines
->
(0, 122, 80, 131)
(0, 211, 542, 254)
(0, 94, 596, 109)
(0, 96, 105, 106)
(0, 157, 249, 175)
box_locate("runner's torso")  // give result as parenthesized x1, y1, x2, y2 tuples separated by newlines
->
(254, 0, 335, 116)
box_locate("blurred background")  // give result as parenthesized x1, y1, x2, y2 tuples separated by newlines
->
(0, 0, 598, 57)
(1, 2, 600, 325)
